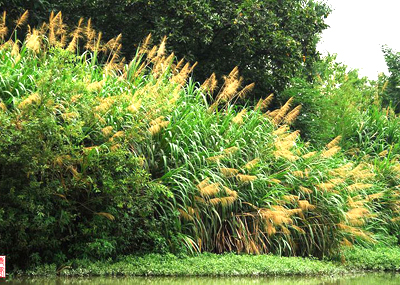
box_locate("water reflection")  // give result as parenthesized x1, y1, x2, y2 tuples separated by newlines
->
(6, 273, 400, 285)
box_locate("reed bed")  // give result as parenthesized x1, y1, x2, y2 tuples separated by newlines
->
(0, 11, 399, 269)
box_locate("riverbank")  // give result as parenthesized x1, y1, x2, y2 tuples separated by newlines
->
(17, 246, 400, 277)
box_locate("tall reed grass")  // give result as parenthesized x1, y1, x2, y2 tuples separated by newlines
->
(0, 11, 399, 269)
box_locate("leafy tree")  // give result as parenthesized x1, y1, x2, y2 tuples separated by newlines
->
(381, 46, 400, 112)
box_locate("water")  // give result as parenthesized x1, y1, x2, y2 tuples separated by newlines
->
(3, 273, 400, 285)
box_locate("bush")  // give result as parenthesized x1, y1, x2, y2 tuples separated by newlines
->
(0, 30, 175, 269)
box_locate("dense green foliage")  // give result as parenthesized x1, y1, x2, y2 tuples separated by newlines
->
(1, 0, 331, 97)
(0, 37, 177, 269)
(1, 9, 400, 273)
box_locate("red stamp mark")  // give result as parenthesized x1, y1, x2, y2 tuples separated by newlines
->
(0, 256, 5, 278)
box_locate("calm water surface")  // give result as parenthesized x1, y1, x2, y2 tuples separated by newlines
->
(3, 273, 400, 285)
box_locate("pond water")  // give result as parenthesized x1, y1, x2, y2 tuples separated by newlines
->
(3, 273, 400, 285)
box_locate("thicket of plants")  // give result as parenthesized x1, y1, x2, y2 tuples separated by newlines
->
(0, 0, 331, 98)
(0, 11, 400, 271)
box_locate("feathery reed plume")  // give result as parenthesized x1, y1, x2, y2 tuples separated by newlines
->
(87, 80, 104, 92)
(220, 196, 236, 207)
(148, 120, 169, 135)
(283, 130, 300, 142)
(220, 167, 240, 178)
(284, 105, 302, 124)
(237, 83, 255, 99)
(330, 162, 354, 176)
(84, 18, 96, 50)
(139, 33, 152, 54)
(302, 151, 317, 159)
(346, 207, 370, 226)
(266, 109, 280, 118)
(197, 178, 210, 190)
(199, 183, 220, 197)
(206, 154, 225, 163)
(273, 125, 289, 136)
(127, 99, 142, 113)
(347, 183, 373, 192)
(347, 196, 366, 208)
(94, 97, 115, 113)
(178, 208, 195, 221)
(348, 164, 375, 181)
(255, 94, 274, 111)
(316, 182, 336, 192)
(67, 18, 84, 52)
(273, 149, 298, 161)
(171, 62, 197, 86)
(236, 174, 257, 183)
(174, 58, 185, 72)
(367, 192, 384, 201)
(341, 238, 353, 247)
(0, 101, 7, 112)
(292, 170, 304, 178)
(321, 146, 341, 158)
(213, 66, 242, 104)
(378, 150, 388, 157)
(18, 93, 41, 109)
(326, 135, 342, 149)
(209, 197, 221, 206)
(194, 195, 206, 204)
(14, 10, 29, 29)
(337, 223, 374, 242)
(201, 73, 218, 93)
(11, 41, 19, 57)
(0, 11, 7, 41)
(329, 178, 345, 185)
(110, 143, 121, 151)
(47, 11, 56, 45)
(94, 31, 102, 51)
(223, 186, 238, 198)
(25, 27, 41, 53)
(271, 97, 294, 125)
(61, 112, 79, 121)
(298, 200, 316, 211)
(223, 146, 240, 155)
(244, 158, 260, 170)
(232, 108, 247, 124)
(269, 178, 281, 184)
(95, 212, 115, 221)
(101, 126, 113, 137)
(283, 194, 299, 203)
(299, 186, 313, 194)
(109, 131, 125, 142)
(157, 36, 167, 57)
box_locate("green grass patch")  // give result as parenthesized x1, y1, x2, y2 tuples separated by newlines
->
(20, 246, 400, 277)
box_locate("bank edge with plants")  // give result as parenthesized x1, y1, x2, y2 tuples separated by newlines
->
(0, 11, 400, 272)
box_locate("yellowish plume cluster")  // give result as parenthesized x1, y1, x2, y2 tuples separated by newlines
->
(18, 93, 41, 109)
(273, 129, 300, 161)
(25, 27, 41, 53)
(232, 108, 247, 125)
(254, 94, 274, 112)
(201, 73, 218, 93)
(148, 116, 169, 135)
(0, 11, 8, 41)
(196, 178, 238, 207)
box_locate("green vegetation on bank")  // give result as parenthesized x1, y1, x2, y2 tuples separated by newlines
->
(20, 246, 400, 277)
(1, 9, 400, 274)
